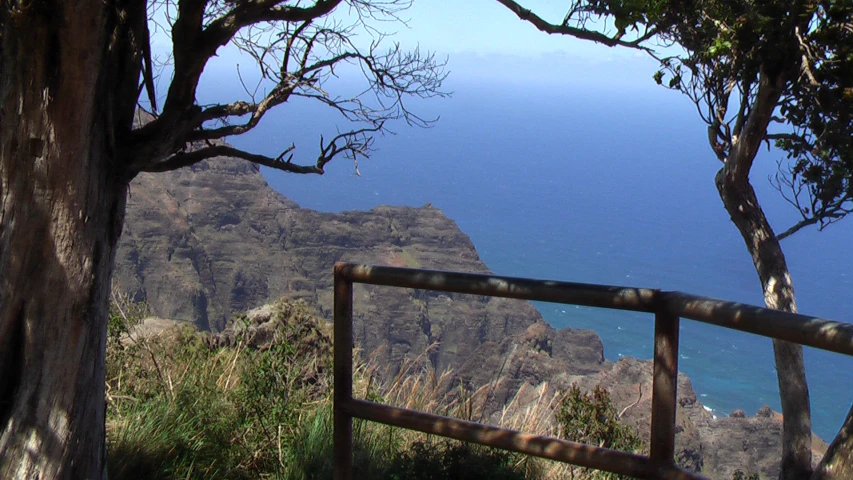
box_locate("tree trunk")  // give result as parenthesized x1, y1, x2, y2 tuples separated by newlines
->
(0, 2, 132, 478)
(715, 169, 813, 480)
(813, 403, 853, 479)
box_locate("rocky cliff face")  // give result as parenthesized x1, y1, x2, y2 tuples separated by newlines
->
(115, 156, 601, 383)
(115, 154, 817, 479)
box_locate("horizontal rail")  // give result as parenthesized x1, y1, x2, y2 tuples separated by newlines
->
(341, 399, 702, 480)
(335, 263, 660, 312)
(334, 263, 853, 480)
(664, 291, 853, 357)
(336, 263, 853, 357)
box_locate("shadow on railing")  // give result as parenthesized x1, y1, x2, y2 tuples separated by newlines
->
(332, 263, 853, 480)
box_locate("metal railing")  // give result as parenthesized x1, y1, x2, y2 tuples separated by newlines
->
(333, 263, 853, 479)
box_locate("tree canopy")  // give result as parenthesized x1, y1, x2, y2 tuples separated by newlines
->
(648, 0, 853, 238)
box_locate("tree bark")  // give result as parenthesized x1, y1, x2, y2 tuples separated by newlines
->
(715, 170, 813, 480)
(0, 1, 134, 478)
(813, 403, 853, 479)
(708, 66, 813, 480)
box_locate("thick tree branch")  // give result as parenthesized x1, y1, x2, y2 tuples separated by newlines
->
(142, 123, 382, 175)
(189, 84, 297, 142)
(203, 0, 342, 46)
(142, 144, 318, 173)
(131, 1, 345, 166)
(724, 70, 787, 182)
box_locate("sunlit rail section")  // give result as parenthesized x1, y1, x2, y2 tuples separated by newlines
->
(333, 263, 853, 480)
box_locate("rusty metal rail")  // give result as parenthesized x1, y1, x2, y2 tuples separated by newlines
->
(333, 263, 853, 479)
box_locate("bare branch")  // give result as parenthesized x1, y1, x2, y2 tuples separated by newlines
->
(494, 0, 654, 50)
(133, 1, 344, 153)
(126, 0, 445, 183)
(143, 143, 318, 173)
(776, 217, 820, 241)
(142, 123, 383, 175)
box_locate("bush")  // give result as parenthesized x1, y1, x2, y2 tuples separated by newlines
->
(386, 440, 526, 480)
(732, 471, 760, 480)
(555, 384, 645, 479)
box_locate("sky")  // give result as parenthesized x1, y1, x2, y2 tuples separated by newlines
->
(183, 0, 662, 94)
(374, 0, 620, 56)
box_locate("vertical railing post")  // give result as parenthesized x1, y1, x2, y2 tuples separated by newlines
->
(334, 265, 354, 480)
(650, 308, 680, 467)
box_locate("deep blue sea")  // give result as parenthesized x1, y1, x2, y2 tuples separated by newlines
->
(215, 72, 853, 441)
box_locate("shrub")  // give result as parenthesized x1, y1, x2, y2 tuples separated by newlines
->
(386, 440, 526, 480)
(732, 471, 761, 480)
(555, 384, 645, 479)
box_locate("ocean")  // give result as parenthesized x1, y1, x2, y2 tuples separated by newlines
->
(219, 74, 853, 441)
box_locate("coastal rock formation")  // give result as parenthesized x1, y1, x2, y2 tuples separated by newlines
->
(115, 153, 811, 479)
(115, 156, 602, 382)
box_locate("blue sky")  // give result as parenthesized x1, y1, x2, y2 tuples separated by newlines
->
(186, 0, 661, 93)
(383, 0, 616, 56)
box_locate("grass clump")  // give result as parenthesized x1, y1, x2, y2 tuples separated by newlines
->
(108, 295, 753, 479)
(106, 296, 336, 478)
(105, 297, 530, 479)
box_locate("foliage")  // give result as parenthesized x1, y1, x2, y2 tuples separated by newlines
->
(557, 384, 645, 454)
(106, 298, 331, 478)
(648, 0, 853, 237)
(732, 470, 761, 480)
(555, 384, 644, 480)
(385, 440, 526, 480)
(109, 296, 683, 479)
(106, 296, 769, 479)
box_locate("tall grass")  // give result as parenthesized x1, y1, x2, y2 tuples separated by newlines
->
(104, 296, 649, 479)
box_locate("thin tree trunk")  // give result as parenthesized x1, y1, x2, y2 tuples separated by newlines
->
(716, 168, 812, 480)
(813, 403, 853, 479)
(0, 2, 132, 478)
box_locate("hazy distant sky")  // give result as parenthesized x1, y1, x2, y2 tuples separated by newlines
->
(175, 0, 662, 93)
(384, 0, 613, 55)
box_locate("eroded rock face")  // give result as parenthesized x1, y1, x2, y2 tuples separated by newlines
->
(116, 156, 606, 385)
(116, 154, 815, 479)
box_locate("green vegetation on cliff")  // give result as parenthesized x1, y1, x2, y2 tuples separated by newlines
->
(106, 296, 770, 479)
(106, 297, 675, 479)
(106, 298, 533, 479)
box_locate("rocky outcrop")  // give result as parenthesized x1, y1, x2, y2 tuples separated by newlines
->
(115, 153, 815, 479)
(116, 156, 602, 383)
